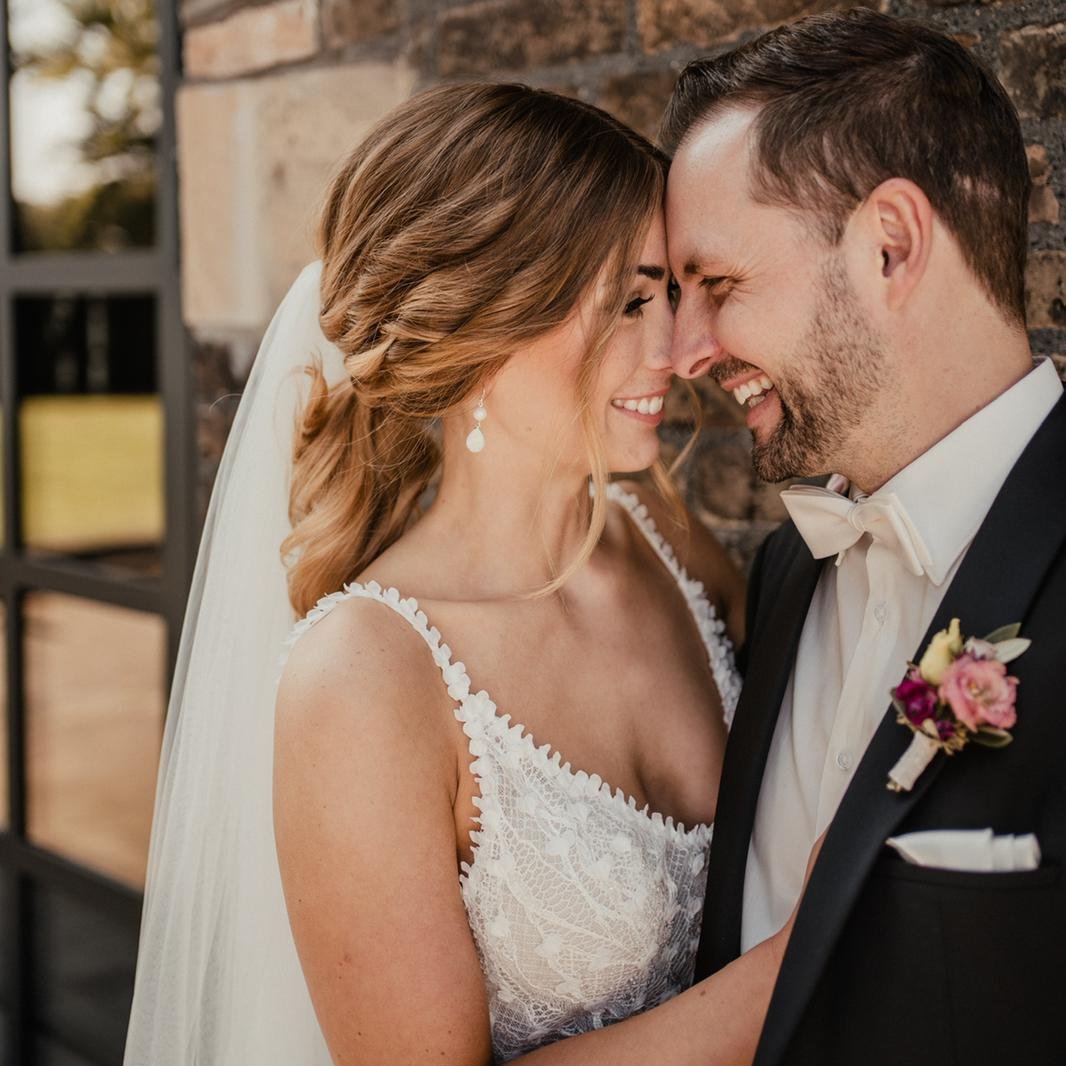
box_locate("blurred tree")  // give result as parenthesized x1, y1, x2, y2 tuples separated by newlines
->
(11, 0, 161, 251)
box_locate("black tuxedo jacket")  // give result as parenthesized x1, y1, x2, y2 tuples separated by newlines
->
(696, 394, 1066, 1065)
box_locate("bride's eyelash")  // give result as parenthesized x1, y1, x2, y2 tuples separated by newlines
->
(624, 295, 654, 317)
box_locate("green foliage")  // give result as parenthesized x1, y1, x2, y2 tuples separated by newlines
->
(12, 0, 160, 251)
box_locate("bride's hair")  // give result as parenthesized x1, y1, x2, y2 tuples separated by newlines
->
(283, 82, 688, 617)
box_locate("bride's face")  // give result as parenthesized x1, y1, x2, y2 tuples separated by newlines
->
(488, 213, 674, 477)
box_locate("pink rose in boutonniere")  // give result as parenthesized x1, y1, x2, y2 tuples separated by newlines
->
(939, 655, 1018, 731)
(886, 620, 1028, 792)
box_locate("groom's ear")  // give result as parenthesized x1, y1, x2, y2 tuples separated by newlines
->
(860, 178, 934, 313)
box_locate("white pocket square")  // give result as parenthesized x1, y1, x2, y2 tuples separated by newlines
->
(885, 828, 1041, 872)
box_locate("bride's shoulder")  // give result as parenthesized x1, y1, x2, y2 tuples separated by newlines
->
(615, 479, 746, 645)
(276, 586, 452, 741)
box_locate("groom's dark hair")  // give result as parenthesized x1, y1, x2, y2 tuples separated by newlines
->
(660, 7, 1030, 327)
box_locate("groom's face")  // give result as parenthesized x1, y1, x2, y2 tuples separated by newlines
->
(666, 108, 888, 482)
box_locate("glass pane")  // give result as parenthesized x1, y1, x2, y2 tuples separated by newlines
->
(16, 294, 163, 578)
(8, 0, 161, 253)
(25, 592, 164, 888)
(31, 880, 138, 1065)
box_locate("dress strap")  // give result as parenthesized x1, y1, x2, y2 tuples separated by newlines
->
(279, 580, 493, 721)
(280, 581, 457, 689)
(605, 482, 741, 726)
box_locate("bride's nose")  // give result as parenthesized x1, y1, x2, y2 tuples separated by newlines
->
(643, 306, 673, 372)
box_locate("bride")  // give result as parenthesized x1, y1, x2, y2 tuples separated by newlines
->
(124, 82, 814, 1065)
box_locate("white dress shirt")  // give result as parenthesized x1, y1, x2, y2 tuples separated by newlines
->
(741, 358, 1064, 951)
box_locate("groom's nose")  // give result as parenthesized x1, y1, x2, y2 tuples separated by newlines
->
(670, 301, 724, 379)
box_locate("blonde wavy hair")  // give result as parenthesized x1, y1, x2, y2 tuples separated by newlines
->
(282, 82, 695, 617)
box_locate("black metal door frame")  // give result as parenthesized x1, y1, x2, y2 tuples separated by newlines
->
(0, 1, 192, 1063)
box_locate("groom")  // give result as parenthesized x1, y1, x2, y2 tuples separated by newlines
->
(662, 9, 1066, 1065)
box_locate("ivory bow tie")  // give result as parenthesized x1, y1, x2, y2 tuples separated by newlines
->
(780, 484, 934, 578)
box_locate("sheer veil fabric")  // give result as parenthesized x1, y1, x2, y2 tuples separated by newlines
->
(124, 261, 341, 1064)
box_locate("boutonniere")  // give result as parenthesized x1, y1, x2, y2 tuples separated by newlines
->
(887, 618, 1029, 792)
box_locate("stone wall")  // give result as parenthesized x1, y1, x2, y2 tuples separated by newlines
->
(178, 0, 1065, 567)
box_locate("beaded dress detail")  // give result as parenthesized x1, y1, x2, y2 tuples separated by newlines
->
(281, 483, 741, 1061)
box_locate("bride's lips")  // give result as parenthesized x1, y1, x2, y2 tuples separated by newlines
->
(610, 389, 668, 427)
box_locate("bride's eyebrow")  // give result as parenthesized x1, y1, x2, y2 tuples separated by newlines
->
(636, 265, 665, 280)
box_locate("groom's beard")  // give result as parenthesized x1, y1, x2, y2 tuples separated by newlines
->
(751, 256, 887, 484)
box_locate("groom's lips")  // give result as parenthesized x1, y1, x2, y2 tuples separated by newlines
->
(745, 386, 780, 431)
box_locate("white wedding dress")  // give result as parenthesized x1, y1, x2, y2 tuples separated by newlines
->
(281, 482, 741, 1061)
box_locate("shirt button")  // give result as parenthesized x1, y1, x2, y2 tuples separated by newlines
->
(873, 603, 888, 625)
(836, 750, 852, 772)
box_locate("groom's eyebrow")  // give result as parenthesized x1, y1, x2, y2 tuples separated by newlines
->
(637, 265, 665, 280)
(682, 251, 729, 276)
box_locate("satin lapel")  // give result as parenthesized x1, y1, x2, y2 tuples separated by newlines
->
(695, 527, 824, 976)
(756, 395, 1066, 1066)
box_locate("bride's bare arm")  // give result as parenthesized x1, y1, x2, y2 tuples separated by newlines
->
(275, 597, 800, 1066)
(275, 599, 494, 1064)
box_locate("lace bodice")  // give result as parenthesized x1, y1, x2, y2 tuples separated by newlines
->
(281, 483, 740, 1061)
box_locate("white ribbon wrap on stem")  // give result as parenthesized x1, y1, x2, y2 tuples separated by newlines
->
(887, 731, 941, 792)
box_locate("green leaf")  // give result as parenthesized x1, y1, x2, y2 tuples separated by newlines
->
(994, 637, 1031, 664)
(983, 623, 1021, 644)
(971, 727, 1014, 749)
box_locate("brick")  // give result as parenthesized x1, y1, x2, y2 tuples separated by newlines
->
(752, 477, 792, 523)
(1028, 143, 1052, 184)
(685, 427, 757, 522)
(180, 0, 233, 26)
(184, 0, 319, 79)
(322, 0, 403, 49)
(998, 22, 1066, 121)
(437, 0, 626, 77)
(598, 67, 679, 142)
(1025, 251, 1066, 330)
(193, 339, 244, 526)
(636, 0, 836, 55)
(177, 60, 415, 332)
(1026, 144, 1060, 225)
(696, 512, 778, 576)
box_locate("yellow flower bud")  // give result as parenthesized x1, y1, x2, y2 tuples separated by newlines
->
(918, 617, 963, 685)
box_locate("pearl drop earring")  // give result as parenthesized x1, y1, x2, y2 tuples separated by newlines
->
(465, 393, 488, 453)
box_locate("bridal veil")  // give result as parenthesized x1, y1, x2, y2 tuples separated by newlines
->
(123, 261, 341, 1064)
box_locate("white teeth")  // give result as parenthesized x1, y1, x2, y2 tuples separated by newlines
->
(731, 375, 774, 407)
(612, 394, 665, 415)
